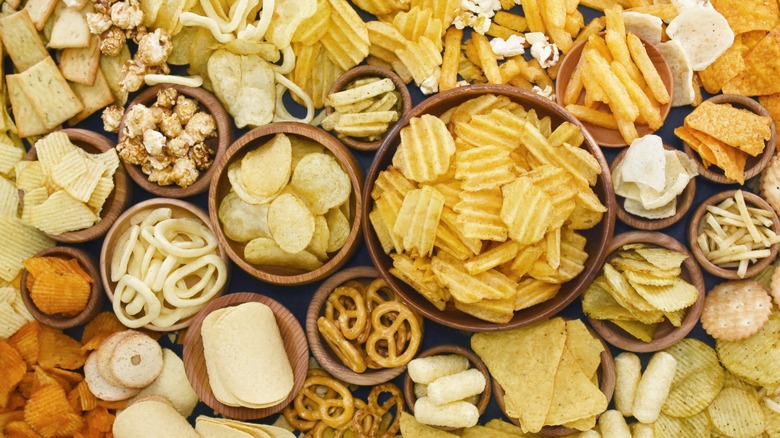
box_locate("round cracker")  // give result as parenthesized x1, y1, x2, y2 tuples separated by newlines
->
(109, 333, 164, 389)
(661, 339, 724, 418)
(84, 353, 139, 402)
(268, 193, 316, 254)
(701, 280, 772, 341)
(290, 152, 351, 215)
(717, 312, 780, 387)
(96, 330, 140, 387)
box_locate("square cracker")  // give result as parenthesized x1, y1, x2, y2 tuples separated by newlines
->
(59, 33, 100, 86)
(6, 75, 50, 138)
(23, 0, 59, 30)
(69, 68, 114, 125)
(0, 10, 49, 72)
(48, 7, 90, 49)
(18, 57, 84, 130)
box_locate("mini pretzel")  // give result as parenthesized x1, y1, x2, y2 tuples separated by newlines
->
(294, 375, 355, 429)
(365, 302, 421, 368)
(283, 404, 317, 432)
(304, 400, 368, 438)
(318, 317, 367, 373)
(365, 278, 397, 313)
(353, 384, 403, 438)
(325, 286, 368, 340)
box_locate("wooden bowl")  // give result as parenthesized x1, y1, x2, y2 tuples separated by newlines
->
(325, 65, 413, 151)
(20, 246, 104, 329)
(117, 84, 233, 198)
(100, 198, 230, 331)
(681, 94, 776, 184)
(306, 266, 420, 386)
(587, 231, 705, 352)
(555, 35, 673, 148)
(403, 344, 492, 431)
(182, 292, 309, 420)
(610, 145, 696, 230)
(23, 128, 130, 243)
(493, 323, 615, 437)
(364, 85, 616, 332)
(208, 122, 363, 286)
(688, 190, 780, 279)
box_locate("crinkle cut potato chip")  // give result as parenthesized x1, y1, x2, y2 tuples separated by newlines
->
(661, 339, 724, 418)
(717, 311, 780, 387)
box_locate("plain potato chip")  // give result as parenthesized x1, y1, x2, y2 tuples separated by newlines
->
(324, 208, 349, 253)
(218, 192, 270, 243)
(306, 215, 329, 260)
(267, 193, 315, 254)
(290, 152, 351, 215)
(240, 133, 292, 203)
(244, 237, 323, 271)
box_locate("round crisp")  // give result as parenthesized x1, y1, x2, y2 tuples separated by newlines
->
(290, 153, 351, 215)
(701, 280, 772, 341)
(109, 334, 164, 389)
(218, 192, 270, 243)
(661, 339, 724, 417)
(268, 193, 316, 254)
(240, 133, 292, 202)
(717, 311, 780, 387)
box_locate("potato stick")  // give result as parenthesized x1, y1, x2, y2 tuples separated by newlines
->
(586, 34, 614, 63)
(738, 259, 749, 278)
(563, 59, 584, 105)
(710, 249, 771, 264)
(509, 75, 534, 90)
(523, 0, 547, 32)
(615, 116, 639, 144)
(566, 104, 618, 129)
(565, 0, 578, 12)
(335, 124, 389, 137)
(365, 92, 398, 112)
(614, 353, 641, 417)
(579, 0, 619, 11)
(605, 29, 643, 83)
(574, 16, 606, 46)
(472, 33, 502, 84)
(598, 410, 631, 438)
(720, 228, 749, 248)
(604, 4, 626, 33)
(717, 198, 735, 209)
(610, 61, 663, 129)
(486, 22, 517, 40)
(735, 190, 763, 243)
(493, 11, 527, 32)
(333, 99, 375, 114)
(629, 0, 651, 7)
(697, 233, 710, 254)
(748, 206, 776, 218)
(527, 59, 553, 88)
(564, 9, 585, 36)
(706, 245, 751, 260)
(499, 56, 534, 83)
(327, 78, 395, 107)
(633, 352, 677, 424)
(440, 27, 463, 92)
(548, 27, 574, 53)
(541, 0, 566, 29)
(584, 49, 638, 121)
(337, 111, 398, 125)
(580, 59, 608, 106)
(626, 33, 670, 104)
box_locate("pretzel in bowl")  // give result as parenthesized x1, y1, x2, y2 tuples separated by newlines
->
(317, 317, 367, 373)
(365, 301, 422, 369)
(325, 285, 368, 341)
(294, 374, 355, 429)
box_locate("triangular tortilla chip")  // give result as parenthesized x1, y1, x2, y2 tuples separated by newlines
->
(687, 128, 747, 184)
(712, 0, 779, 34)
(723, 25, 780, 96)
(698, 34, 746, 94)
(564, 319, 604, 380)
(685, 101, 771, 156)
(675, 126, 716, 167)
(544, 347, 608, 427)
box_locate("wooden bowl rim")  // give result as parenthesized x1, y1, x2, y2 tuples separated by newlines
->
(587, 230, 706, 352)
(403, 344, 492, 431)
(99, 197, 231, 331)
(182, 292, 309, 420)
(306, 266, 412, 385)
(117, 84, 233, 198)
(363, 84, 616, 332)
(611, 144, 697, 230)
(207, 122, 364, 286)
(492, 321, 616, 436)
(687, 190, 780, 279)
(20, 246, 104, 329)
(680, 94, 777, 184)
(325, 65, 413, 151)
(23, 128, 130, 243)
(554, 34, 673, 148)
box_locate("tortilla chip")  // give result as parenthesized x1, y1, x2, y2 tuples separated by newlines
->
(544, 347, 608, 427)
(699, 34, 746, 94)
(564, 319, 604, 380)
(759, 93, 780, 128)
(711, 0, 779, 34)
(688, 128, 747, 184)
(723, 25, 780, 96)
(685, 101, 771, 156)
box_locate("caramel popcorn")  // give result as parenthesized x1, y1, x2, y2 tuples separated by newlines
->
(101, 105, 124, 134)
(89, 0, 145, 56)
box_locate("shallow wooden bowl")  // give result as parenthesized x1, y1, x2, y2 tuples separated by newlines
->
(306, 266, 421, 385)
(23, 128, 129, 243)
(555, 35, 673, 148)
(118, 84, 233, 198)
(588, 231, 705, 352)
(182, 292, 309, 420)
(688, 190, 780, 279)
(100, 198, 230, 331)
(610, 145, 696, 230)
(208, 122, 363, 286)
(681, 94, 776, 184)
(403, 344, 492, 431)
(493, 324, 615, 437)
(325, 65, 413, 151)
(20, 246, 104, 329)
(364, 84, 616, 332)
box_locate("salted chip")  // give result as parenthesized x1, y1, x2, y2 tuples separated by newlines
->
(290, 152, 351, 215)
(0, 340, 26, 407)
(393, 186, 445, 257)
(611, 320, 657, 343)
(218, 192, 270, 243)
(623, 198, 676, 220)
(24, 383, 85, 437)
(661, 339, 725, 418)
(654, 411, 711, 438)
(244, 237, 323, 271)
(0, 142, 23, 176)
(622, 12, 662, 45)
(207, 50, 275, 128)
(685, 101, 771, 157)
(711, 0, 779, 34)
(634, 247, 689, 271)
(698, 35, 746, 94)
(38, 325, 87, 370)
(268, 194, 316, 254)
(289, 137, 325, 171)
(723, 27, 780, 96)
(656, 40, 695, 107)
(0, 216, 54, 282)
(393, 114, 456, 183)
(0, 176, 19, 218)
(9, 321, 40, 367)
(80, 311, 125, 351)
(500, 177, 553, 245)
(708, 387, 765, 437)
(666, 5, 734, 71)
(240, 133, 292, 203)
(564, 319, 604, 380)
(432, 254, 515, 303)
(629, 277, 698, 313)
(544, 347, 607, 428)
(325, 208, 349, 253)
(621, 135, 666, 192)
(29, 270, 91, 316)
(582, 282, 638, 321)
(30, 190, 98, 235)
(717, 311, 780, 386)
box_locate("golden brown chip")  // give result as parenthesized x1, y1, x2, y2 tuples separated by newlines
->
(80, 312, 125, 351)
(8, 321, 40, 367)
(0, 340, 26, 408)
(37, 326, 86, 370)
(24, 383, 85, 437)
(30, 271, 91, 316)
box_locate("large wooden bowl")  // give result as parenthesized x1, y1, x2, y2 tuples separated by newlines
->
(23, 129, 129, 243)
(118, 84, 233, 198)
(587, 231, 705, 352)
(681, 94, 776, 184)
(182, 293, 309, 420)
(208, 123, 363, 286)
(555, 35, 673, 148)
(100, 198, 230, 331)
(20, 246, 104, 329)
(363, 85, 616, 332)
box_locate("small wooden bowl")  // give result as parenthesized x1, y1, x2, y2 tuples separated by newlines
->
(306, 266, 420, 386)
(555, 35, 673, 148)
(364, 85, 616, 332)
(403, 344, 492, 431)
(208, 123, 363, 286)
(20, 246, 104, 329)
(325, 65, 413, 151)
(681, 94, 776, 184)
(688, 190, 780, 279)
(610, 145, 696, 230)
(23, 128, 130, 243)
(182, 292, 309, 420)
(100, 198, 230, 331)
(588, 231, 705, 352)
(117, 84, 233, 198)
(493, 323, 615, 437)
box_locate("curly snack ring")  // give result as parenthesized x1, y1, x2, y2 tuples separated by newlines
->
(153, 217, 218, 258)
(325, 286, 368, 341)
(295, 375, 355, 429)
(113, 274, 161, 328)
(162, 253, 227, 307)
(365, 302, 422, 369)
(318, 317, 367, 373)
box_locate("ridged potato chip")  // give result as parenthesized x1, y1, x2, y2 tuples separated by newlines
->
(30, 190, 98, 235)
(454, 188, 507, 242)
(29, 270, 91, 317)
(717, 311, 780, 387)
(393, 186, 445, 257)
(24, 383, 85, 437)
(290, 152, 351, 215)
(391, 253, 449, 311)
(8, 321, 40, 367)
(319, 0, 370, 71)
(394, 114, 455, 184)
(0, 340, 26, 407)
(500, 177, 553, 245)
(708, 387, 764, 437)
(431, 253, 515, 303)
(661, 339, 724, 418)
(455, 145, 515, 192)
(38, 325, 87, 370)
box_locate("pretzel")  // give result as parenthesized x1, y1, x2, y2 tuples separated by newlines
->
(353, 384, 403, 438)
(365, 278, 397, 312)
(303, 399, 368, 438)
(365, 302, 421, 368)
(283, 404, 317, 432)
(318, 317, 367, 373)
(294, 375, 355, 429)
(325, 286, 368, 341)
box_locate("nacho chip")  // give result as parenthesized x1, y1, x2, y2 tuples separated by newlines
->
(698, 34, 746, 94)
(711, 0, 779, 34)
(685, 101, 771, 157)
(723, 26, 780, 96)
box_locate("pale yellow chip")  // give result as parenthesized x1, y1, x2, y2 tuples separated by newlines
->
(0, 142, 23, 176)
(0, 176, 19, 218)
(52, 149, 106, 203)
(432, 253, 516, 303)
(240, 133, 292, 203)
(717, 311, 780, 386)
(290, 152, 351, 215)
(87, 177, 114, 215)
(393, 186, 445, 257)
(244, 237, 323, 271)
(267, 193, 316, 254)
(661, 338, 725, 418)
(0, 215, 54, 281)
(30, 190, 97, 235)
(393, 114, 455, 184)
(501, 177, 553, 245)
(34, 131, 75, 177)
(628, 277, 699, 312)
(16, 160, 45, 193)
(454, 188, 507, 242)
(325, 207, 349, 253)
(455, 145, 515, 191)
(319, 0, 369, 71)
(708, 387, 765, 437)
(22, 186, 48, 225)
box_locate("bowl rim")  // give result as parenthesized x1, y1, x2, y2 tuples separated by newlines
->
(687, 189, 780, 279)
(22, 128, 130, 243)
(207, 122, 364, 286)
(182, 292, 309, 420)
(587, 230, 706, 352)
(305, 266, 413, 386)
(99, 197, 231, 331)
(363, 84, 616, 332)
(117, 84, 234, 198)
